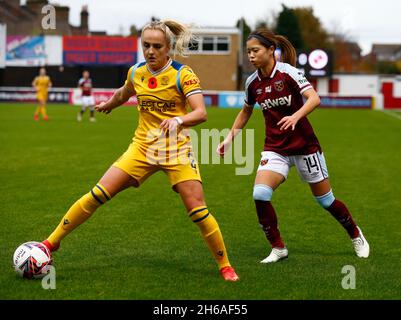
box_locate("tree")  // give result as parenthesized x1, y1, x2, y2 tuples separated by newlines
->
(331, 39, 357, 72)
(255, 9, 279, 30)
(236, 17, 251, 48)
(275, 4, 304, 50)
(326, 22, 362, 72)
(396, 60, 401, 74)
(255, 21, 269, 29)
(358, 55, 376, 74)
(292, 7, 330, 50)
(377, 61, 400, 74)
(129, 24, 138, 36)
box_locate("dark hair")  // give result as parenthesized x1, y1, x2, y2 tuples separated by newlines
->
(247, 28, 297, 66)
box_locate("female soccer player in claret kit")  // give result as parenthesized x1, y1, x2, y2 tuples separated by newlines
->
(217, 28, 369, 263)
(39, 20, 239, 282)
(77, 70, 96, 122)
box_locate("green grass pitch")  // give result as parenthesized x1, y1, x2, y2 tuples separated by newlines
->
(0, 103, 400, 300)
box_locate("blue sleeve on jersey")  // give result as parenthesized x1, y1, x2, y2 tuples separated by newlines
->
(130, 61, 146, 83)
(175, 66, 184, 94)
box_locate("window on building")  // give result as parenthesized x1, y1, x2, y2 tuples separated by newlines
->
(202, 37, 214, 51)
(216, 36, 229, 51)
(187, 35, 230, 54)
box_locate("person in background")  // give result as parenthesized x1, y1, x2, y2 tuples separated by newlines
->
(32, 67, 52, 121)
(77, 70, 96, 122)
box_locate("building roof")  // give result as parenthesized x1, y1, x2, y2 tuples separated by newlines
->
(0, 0, 107, 36)
(371, 44, 401, 55)
(190, 27, 240, 35)
(346, 41, 362, 54)
(0, 1, 36, 24)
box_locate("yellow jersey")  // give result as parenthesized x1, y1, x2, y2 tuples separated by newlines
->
(125, 59, 202, 151)
(33, 75, 51, 95)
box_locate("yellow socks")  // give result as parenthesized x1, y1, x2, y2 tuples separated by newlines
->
(34, 106, 47, 117)
(47, 184, 111, 247)
(34, 106, 41, 116)
(189, 206, 231, 269)
(40, 106, 48, 118)
(46, 186, 231, 272)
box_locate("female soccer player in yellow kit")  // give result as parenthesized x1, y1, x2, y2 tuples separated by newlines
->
(32, 67, 52, 121)
(41, 20, 239, 281)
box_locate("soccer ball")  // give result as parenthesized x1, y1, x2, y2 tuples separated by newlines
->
(13, 241, 53, 279)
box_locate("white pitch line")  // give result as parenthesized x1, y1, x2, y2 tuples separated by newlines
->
(379, 110, 401, 121)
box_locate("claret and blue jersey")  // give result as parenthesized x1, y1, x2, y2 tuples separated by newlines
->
(245, 60, 321, 156)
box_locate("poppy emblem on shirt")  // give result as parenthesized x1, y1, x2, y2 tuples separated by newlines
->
(148, 77, 158, 89)
(274, 80, 284, 92)
(260, 159, 268, 166)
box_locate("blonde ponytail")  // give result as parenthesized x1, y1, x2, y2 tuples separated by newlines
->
(163, 20, 193, 57)
(142, 19, 194, 57)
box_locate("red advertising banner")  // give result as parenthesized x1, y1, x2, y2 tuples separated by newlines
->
(63, 36, 137, 65)
(63, 36, 137, 52)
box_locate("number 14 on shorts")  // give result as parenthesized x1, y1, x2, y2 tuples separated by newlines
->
(303, 154, 319, 173)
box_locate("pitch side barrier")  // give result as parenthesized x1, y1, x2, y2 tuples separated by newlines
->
(202, 90, 378, 109)
(0, 87, 379, 109)
(0, 87, 136, 105)
(0, 87, 70, 103)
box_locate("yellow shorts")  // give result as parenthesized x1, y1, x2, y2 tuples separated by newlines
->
(37, 92, 48, 102)
(112, 142, 202, 190)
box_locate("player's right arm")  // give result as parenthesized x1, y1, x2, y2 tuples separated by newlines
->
(217, 72, 256, 156)
(96, 66, 136, 114)
(95, 81, 135, 114)
(32, 77, 37, 88)
(216, 104, 254, 156)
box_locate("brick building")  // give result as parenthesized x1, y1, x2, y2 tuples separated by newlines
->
(0, 0, 105, 35)
(176, 27, 241, 91)
(136, 26, 241, 91)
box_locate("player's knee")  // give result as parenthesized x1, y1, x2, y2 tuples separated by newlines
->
(253, 184, 273, 202)
(314, 189, 335, 209)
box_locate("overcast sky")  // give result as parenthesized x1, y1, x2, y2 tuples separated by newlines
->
(47, 0, 400, 55)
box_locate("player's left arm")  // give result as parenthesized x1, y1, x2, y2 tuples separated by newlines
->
(160, 93, 207, 131)
(277, 66, 321, 131)
(277, 88, 320, 131)
(182, 93, 208, 126)
(160, 67, 207, 131)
